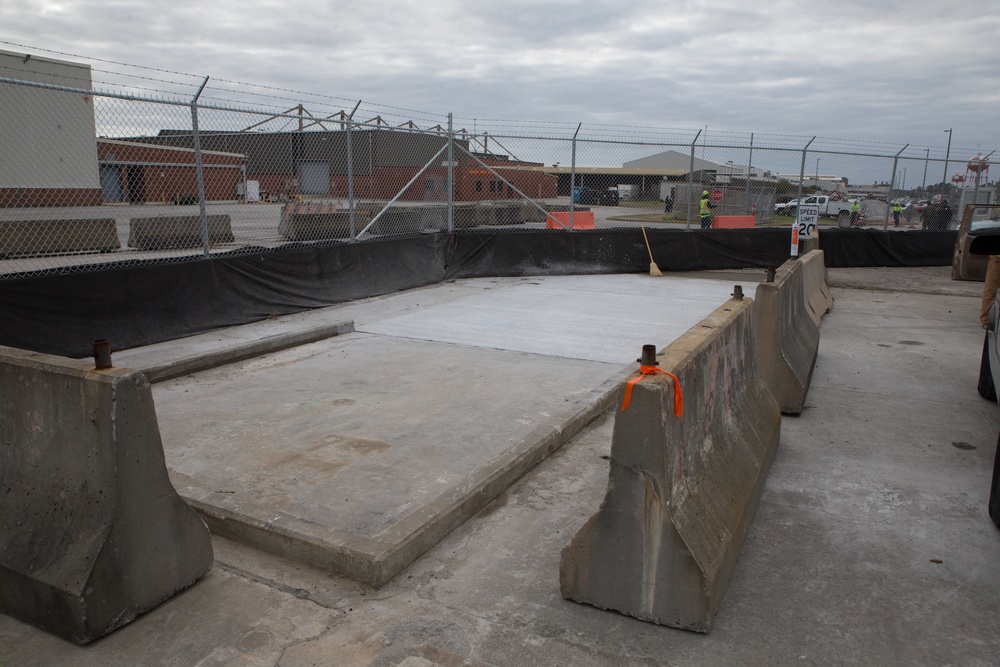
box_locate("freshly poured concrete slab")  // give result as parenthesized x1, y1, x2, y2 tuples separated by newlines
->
(355, 274, 758, 364)
(134, 274, 758, 585)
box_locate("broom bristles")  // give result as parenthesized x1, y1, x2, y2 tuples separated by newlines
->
(649, 262, 663, 277)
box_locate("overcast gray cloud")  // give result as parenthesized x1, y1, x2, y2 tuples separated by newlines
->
(2, 0, 999, 159)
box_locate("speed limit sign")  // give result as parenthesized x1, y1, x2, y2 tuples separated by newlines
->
(797, 206, 819, 239)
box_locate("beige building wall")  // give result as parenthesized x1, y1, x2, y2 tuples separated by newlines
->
(0, 49, 99, 190)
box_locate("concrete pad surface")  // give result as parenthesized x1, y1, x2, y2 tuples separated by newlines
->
(133, 274, 754, 586)
(3, 267, 1000, 666)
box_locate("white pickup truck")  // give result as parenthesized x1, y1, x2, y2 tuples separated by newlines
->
(786, 195, 853, 221)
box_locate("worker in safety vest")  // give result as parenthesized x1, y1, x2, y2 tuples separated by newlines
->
(891, 201, 903, 227)
(699, 190, 715, 229)
(850, 199, 860, 226)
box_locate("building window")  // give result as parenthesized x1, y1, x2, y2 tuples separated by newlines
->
(425, 179, 434, 191)
(476, 181, 482, 192)
(489, 181, 496, 192)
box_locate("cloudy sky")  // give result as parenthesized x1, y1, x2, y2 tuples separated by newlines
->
(2, 0, 999, 172)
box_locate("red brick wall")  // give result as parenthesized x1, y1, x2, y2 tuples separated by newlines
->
(244, 165, 556, 202)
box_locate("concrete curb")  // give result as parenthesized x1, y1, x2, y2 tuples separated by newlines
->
(801, 249, 834, 326)
(173, 368, 627, 588)
(559, 296, 782, 632)
(0, 347, 213, 644)
(139, 320, 355, 383)
(754, 259, 821, 414)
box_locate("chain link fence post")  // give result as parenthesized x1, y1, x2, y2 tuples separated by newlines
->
(746, 132, 754, 216)
(189, 76, 210, 257)
(447, 112, 454, 233)
(347, 100, 360, 241)
(884, 144, 908, 229)
(686, 129, 701, 230)
(796, 137, 815, 209)
(569, 123, 581, 231)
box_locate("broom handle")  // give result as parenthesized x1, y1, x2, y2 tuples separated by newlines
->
(641, 225, 654, 263)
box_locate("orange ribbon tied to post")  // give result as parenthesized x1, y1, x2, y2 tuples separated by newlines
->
(620, 364, 683, 417)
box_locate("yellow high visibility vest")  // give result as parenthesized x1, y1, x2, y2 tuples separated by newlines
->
(700, 198, 711, 216)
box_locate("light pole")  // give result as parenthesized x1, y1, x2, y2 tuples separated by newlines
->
(943, 129, 953, 196)
(815, 158, 820, 188)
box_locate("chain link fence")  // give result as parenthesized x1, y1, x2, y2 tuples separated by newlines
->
(2, 49, 997, 279)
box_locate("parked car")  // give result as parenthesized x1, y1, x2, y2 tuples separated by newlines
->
(967, 228, 1000, 527)
(774, 198, 797, 215)
(951, 204, 1000, 281)
(598, 188, 620, 206)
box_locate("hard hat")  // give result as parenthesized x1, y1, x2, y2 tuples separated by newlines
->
(702, 190, 709, 196)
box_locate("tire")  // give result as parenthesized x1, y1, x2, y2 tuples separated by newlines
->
(786, 206, 796, 219)
(979, 331, 997, 400)
(837, 211, 850, 228)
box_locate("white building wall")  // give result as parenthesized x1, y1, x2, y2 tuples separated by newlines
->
(0, 49, 99, 189)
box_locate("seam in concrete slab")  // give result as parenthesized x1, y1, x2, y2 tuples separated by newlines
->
(168, 367, 630, 588)
(139, 320, 355, 383)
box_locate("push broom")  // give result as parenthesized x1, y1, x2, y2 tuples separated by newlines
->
(641, 224, 663, 277)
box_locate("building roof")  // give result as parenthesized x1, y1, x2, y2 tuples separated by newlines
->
(98, 138, 246, 159)
(623, 150, 730, 173)
(495, 165, 692, 177)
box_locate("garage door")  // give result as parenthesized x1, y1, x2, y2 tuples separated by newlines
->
(299, 161, 330, 195)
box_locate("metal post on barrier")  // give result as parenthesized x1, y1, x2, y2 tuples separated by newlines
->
(884, 144, 908, 229)
(92, 339, 112, 370)
(687, 129, 702, 230)
(190, 76, 210, 258)
(639, 344, 657, 367)
(569, 123, 581, 231)
(347, 100, 361, 241)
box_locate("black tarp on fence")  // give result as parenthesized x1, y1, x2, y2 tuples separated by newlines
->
(0, 229, 953, 358)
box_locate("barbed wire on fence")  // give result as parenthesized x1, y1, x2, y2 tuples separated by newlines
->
(2, 43, 998, 280)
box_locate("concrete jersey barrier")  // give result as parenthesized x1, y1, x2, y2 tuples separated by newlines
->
(0, 347, 213, 644)
(800, 249, 834, 327)
(754, 258, 821, 414)
(0, 218, 120, 258)
(560, 296, 781, 633)
(128, 214, 235, 250)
